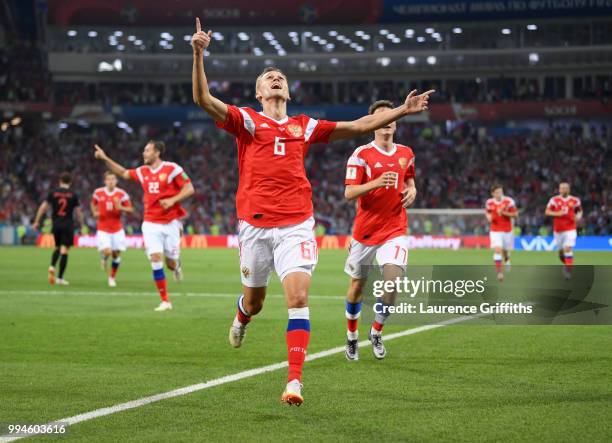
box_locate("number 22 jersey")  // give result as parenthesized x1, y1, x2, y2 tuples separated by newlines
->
(128, 162, 190, 224)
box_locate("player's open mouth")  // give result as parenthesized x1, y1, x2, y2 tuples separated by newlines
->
(271, 84, 282, 89)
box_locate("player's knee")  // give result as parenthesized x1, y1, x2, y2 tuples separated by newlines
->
(103, 248, 111, 257)
(347, 278, 366, 302)
(165, 258, 176, 270)
(242, 287, 266, 315)
(287, 288, 308, 308)
(245, 298, 264, 315)
(111, 251, 120, 259)
(150, 253, 163, 263)
(60, 246, 69, 254)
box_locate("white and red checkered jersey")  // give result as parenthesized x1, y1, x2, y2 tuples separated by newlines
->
(486, 196, 517, 233)
(547, 195, 581, 232)
(216, 105, 337, 228)
(128, 161, 190, 224)
(91, 187, 131, 233)
(345, 142, 415, 246)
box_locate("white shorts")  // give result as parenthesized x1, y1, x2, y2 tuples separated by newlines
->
(142, 219, 182, 259)
(554, 230, 577, 249)
(344, 235, 409, 279)
(238, 217, 317, 287)
(96, 229, 127, 252)
(489, 231, 514, 250)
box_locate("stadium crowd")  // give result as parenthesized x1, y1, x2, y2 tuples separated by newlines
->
(50, 77, 612, 107)
(1, 121, 609, 236)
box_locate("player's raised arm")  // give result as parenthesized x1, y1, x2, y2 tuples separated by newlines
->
(329, 90, 434, 141)
(191, 18, 228, 123)
(93, 145, 131, 180)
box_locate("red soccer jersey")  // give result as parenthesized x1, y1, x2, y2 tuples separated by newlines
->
(92, 187, 131, 233)
(486, 196, 517, 233)
(216, 105, 337, 227)
(547, 195, 581, 232)
(128, 161, 190, 224)
(345, 142, 416, 246)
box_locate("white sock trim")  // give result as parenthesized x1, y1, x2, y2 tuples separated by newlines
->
(288, 307, 309, 319)
(151, 261, 163, 270)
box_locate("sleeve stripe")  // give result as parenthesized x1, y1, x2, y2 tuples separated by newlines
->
(238, 108, 255, 136)
(135, 167, 144, 184)
(304, 118, 318, 142)
(167, 165, 184, 183)
(347, 156, 366, 167)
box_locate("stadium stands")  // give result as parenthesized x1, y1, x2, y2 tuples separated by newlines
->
(2, 122, 609, 236)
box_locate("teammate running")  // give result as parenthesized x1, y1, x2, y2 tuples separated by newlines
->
(91, 171, 134, 287)
(342, 100, 417, 362)
(93, 140, 195, 310)
(191, 18, 433, 405)
(485, 185, 518, 282)
(545, 182, 582, 279)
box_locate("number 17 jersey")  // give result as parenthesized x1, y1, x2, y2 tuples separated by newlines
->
(216, 105, 337, 228)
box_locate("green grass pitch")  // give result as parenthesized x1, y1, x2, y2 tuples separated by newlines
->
(1, 247, 611, 442)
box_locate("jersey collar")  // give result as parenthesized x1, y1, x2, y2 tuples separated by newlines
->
(103, 187, 117, 196)
(259, 112, 289, 125)
(147, 161, 166, 174)
(371, 141, 397, 157)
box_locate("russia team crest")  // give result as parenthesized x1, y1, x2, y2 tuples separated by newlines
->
(287, 124, 303, 137)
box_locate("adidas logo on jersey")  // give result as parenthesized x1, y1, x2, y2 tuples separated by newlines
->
(375, 162, 383, 168)
(260, 123, 270, 128)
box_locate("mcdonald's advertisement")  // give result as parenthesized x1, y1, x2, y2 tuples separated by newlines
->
(35, 234, 612, 250)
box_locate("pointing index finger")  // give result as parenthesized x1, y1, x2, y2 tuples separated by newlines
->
(196, 17, 201, 33)
(420, 89, 436, 97)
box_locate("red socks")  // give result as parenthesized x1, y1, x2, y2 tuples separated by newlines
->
(286, 307, 310, 382)
(152, 262, 168, 302)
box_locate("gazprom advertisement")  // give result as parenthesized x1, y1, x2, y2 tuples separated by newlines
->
(516, 236, 612, 251)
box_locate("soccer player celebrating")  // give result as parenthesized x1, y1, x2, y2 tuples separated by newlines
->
(342, 100, 417, 362)
(93, 141, 195, 310)
(33, 172, 84, 285)
(91, 171, 134, 287)
(545, 182, 582, 279)
(485, 185, 518, 282)
(191, 18, 433, 405)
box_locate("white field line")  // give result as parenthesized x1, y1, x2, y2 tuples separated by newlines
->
(0, 314, 479, 442)
(0, 290, 344, 301)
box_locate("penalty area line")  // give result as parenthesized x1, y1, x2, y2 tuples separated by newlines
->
(0, 314, 478, 442)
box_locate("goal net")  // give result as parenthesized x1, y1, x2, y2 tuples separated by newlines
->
(407, 208, 488, 236)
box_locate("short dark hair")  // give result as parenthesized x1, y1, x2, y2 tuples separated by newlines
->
(490, 184, 503, 193)
(148, 140, 165, 156)
(59, 172, 72, 185)
(256, 67, 286, 91)
(369, 100, 394, 115)
(104, 171, 116, 178)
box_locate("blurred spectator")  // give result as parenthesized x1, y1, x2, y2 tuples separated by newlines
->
(1, 122, 609, 236)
